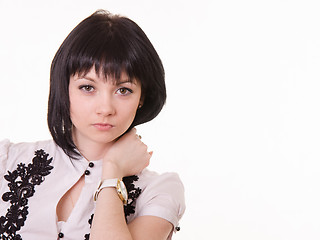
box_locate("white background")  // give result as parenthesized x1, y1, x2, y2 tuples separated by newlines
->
(1, 0, 320, 239)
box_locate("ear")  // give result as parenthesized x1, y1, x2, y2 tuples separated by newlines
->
(138, 95, 145, 109)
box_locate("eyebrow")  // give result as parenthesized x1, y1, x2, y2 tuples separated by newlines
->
(77, 76, 136, 85)
(117, 80, 136, 85)
(79, 76, 95, 82)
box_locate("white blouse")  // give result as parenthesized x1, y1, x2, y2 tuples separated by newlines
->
(0, 139, 185, 240)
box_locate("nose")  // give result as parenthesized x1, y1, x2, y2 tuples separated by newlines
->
(95, 93, 115, 116)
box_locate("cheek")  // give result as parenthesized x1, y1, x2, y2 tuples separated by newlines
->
(69, 94, 78, 117)
(119, 101, 139, 124)
(69, 94, 89, 122)
(123, 105, 137, 120)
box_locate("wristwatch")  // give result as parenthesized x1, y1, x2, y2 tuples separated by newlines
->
(93, 178, 128, 204)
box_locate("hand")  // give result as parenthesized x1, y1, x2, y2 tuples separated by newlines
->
(102, 128, 152, 179)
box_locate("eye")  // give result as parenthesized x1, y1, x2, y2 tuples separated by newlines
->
(116, 87, 133, 96)
(79, 85, 95, 93)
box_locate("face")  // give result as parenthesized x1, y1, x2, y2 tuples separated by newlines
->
(69, 68, 142, 150)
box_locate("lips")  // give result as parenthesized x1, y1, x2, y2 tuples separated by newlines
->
(92, 123, 114, 131)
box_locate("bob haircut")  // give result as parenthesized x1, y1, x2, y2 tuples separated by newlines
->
(48, 10, 166, 159)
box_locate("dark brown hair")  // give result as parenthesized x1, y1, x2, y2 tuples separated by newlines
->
(47, 10, 166, 158)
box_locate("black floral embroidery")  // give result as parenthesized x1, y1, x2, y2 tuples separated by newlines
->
(84, 214, 94, 240)
(123, 175, 142, 220)
(0, 150, 54, 240)
(84, 175, 141, 239)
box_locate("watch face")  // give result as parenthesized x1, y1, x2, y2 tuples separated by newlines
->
(119, 180, 128, 201)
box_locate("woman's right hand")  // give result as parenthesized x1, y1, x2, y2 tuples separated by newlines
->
(101, 128, 152, 179)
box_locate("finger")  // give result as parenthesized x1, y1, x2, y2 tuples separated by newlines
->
(144, 154, 151, 168)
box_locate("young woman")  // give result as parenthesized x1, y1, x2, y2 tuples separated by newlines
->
(0, 10, 185, 240)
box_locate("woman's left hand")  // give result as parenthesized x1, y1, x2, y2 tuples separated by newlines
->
(101, 128, 152, 179)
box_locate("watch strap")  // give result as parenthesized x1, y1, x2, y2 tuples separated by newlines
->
(93, 178, 128, 205)
(93, 178, 118, 201)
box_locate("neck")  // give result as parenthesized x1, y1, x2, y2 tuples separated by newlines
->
(72, 135, 113, 162)
(78, 142, 112, 161)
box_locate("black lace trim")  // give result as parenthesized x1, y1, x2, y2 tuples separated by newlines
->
(123, 175, 142, 220)
(84, 214, 94, 240)
(84, 175, 141, 239)
(0, 150, 54, 240)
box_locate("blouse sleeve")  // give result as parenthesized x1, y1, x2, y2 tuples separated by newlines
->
(135, 171, 186, 234)
(0, 139, 11, 180)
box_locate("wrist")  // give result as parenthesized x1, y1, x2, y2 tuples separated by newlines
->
(93, 178, 128, 204)
(102, 160, 124, 179)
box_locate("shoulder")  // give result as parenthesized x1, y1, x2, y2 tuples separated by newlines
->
(138, 169, 185, 196)
(0, 139, 12, 178)
(0, 139, 59, 178)
(0, 139, 11, 158)
(0, 139, 58, 160)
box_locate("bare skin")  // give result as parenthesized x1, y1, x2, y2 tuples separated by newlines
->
(56, 68, 173, 239)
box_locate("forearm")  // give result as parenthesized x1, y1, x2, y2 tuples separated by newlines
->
(89, 131, 152, 239)
(90, 187, 132, 240)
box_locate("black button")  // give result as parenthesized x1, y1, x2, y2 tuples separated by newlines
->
(85, 170, 90, 175)
(89, 162, 94, 168)
(175, 226, 181, 231)
(58, 232, 64, 238)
